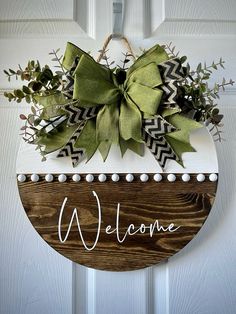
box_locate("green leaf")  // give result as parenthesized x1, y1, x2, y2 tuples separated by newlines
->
(14, 89, 25, 98)
(196, 63, 202, 72)
(30, 81, 42, 92)
(19, 114, 27, 120)
(25, 95, 31, 104)
(180, 56, 187, 64)
(31, 106, 36, 115)
(22, 85, 31, 94)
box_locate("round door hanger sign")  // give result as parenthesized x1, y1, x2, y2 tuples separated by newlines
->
(16, 127, 218, 271)
(7, 39, 225, 271)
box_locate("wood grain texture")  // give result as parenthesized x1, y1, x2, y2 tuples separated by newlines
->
(18, 174, 217, 271)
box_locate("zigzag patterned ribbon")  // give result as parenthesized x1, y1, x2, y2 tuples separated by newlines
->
(158, 58, 185, 109)
(143, 116, 178, 168)
(57, 104, 99, 166)
(63, 57, 79, 99)
(63, 102, 99, 126)
(57, 121, 86, 167)
(144, 116, 176, 137)
(58, 52, 100, 166)
(159, 58, 185, 82)
(143, 132, 177, 168)
(58, 56, 184, 168)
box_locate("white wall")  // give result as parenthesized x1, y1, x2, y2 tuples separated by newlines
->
(0, 0, 236, 313)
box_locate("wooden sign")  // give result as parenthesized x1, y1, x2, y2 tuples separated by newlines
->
(16, 128, 218, 271)
(18, 173, 217, 271)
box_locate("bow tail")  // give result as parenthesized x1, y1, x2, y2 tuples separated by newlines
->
(57, 121, 86, 167)
(143, 131, 178, 169)
(62, 103, 99, 126)
(160, 80, 180, 110)
(143, 115, 176, 137)
(63, 57, 79, 99)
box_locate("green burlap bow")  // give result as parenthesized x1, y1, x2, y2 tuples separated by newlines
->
(64, 43, 167, 143)
(37, 42, 202, 168)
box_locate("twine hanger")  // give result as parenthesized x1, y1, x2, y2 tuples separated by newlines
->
(96, 0, 135, 62)
(97, 33, 136, 63)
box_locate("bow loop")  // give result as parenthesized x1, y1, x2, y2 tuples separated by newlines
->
(73, 54, 120, 104)
(49, 41, 203, 169)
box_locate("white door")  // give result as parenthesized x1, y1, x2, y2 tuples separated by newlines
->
(0, 1, 236, 313)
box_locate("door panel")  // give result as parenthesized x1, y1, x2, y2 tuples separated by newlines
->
(0, 0, 236, 313)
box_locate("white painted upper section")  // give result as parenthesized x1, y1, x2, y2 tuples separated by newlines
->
(16, 127, 218, 174)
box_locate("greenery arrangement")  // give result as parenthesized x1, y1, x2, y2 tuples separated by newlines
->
(4, 40, 234, 168)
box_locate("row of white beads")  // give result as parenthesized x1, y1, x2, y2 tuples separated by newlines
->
(17, 173, 218, 183)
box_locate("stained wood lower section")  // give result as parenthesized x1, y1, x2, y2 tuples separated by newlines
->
(18, 174, 217, 271)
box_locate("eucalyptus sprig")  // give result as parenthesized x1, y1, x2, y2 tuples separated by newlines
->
(163, 42, 180, 58)
(4, 58, 65, 104)
(98, 49, 115, 69)
(172, 55, 235, 141)
(49, 48, 67, 76)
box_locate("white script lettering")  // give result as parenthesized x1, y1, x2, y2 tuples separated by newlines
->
(58, 191, 181, 251)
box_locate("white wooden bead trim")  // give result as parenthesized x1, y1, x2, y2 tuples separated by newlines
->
(111, 173, 120, 182)
(196, 173, 206, 182)
(30, 174, 39, 182)
(45, 174, 54, 182)
(17, 173, 218, 182)
(182, 173, 191, 182)
(140, 174, 149, 182)
(72, 174, 81, 182)
(167, 174, 176, 182)
(86, 174, 94, 182)
(58, 174, 67, 183)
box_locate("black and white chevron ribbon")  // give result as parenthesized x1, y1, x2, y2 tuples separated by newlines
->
(57, 121, 86, 167)
(143, 131, 177, 168)
(57, 56, 101, 167)
(63, 103, 99, 126)
(63, 57, 79, 99)
(160, 80, 180, 109)
(143, 116, 176, 138)
(159, 58, 185, 83)
(158, 59, 185, 108)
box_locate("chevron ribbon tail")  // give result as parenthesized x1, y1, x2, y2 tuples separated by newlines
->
(144, 116, 176, 138)
(160, 80, 180, 108)
(63, 57, 79, 99)
(159, 58, 185, 82)
(57, 121, 86, 167)
(143, 131, 177, 168)
(62, 104, 99, 126)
